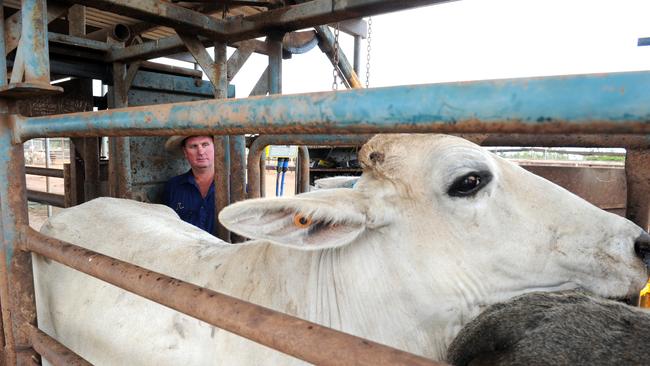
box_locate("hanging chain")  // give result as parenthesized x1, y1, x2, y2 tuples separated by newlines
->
(222, 0, 229, 19)
(365, 17, 372, 88)
(332, 23, 340, 90)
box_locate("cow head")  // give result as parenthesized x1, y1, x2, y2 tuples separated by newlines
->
(220, 134, 649, 303)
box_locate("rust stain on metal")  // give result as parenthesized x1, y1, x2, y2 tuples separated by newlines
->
(626, 149, 650, 231)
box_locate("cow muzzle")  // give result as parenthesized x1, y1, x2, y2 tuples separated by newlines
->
(634, 232, 650, 267)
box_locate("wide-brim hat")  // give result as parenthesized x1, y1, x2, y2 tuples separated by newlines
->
(164, 136, 187, 155)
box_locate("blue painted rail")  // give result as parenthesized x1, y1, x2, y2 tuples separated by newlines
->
(12, 71, 650, 142)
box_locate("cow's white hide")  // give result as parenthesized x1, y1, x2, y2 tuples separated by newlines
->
(312, 176, 359, 189)
(35, 134, 648, 365)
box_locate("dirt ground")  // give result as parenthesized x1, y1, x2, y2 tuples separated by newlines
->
(27, 170, 295, 231)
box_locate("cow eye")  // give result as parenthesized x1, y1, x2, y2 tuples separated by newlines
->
(447, 171, 492, 197)
(293, 213, 313, 228)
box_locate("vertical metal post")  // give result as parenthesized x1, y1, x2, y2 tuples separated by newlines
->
(626, 149, 650, 232)
(353, 35, 361, 77)
(214, 136, 231, 242)
(69, 4, 100, 202)
(213, 42, 231, 242)
(20, 0, 52, 85)
(259, 149, 266, 197)
(268, 32, 283, 95)
(108, 58, 132, 198)
(0, 3, 7, 88)
(44, 138, 51, 216)
(83, 138, 99, 201)
(228, 42, 246, 204)
(67, 5, 85, 37)
(297, 146, 310, 194)
(0, 105, 39, 365)
(229, 136, 246, 204)
(229, 135, 246, 242)
(263, 32, 283, 200)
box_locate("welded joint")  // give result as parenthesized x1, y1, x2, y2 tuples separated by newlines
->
(109, 39, 142, 98)
(8, 114, 24, 145)
(14, 225, 32, 252)
(123, 61, 143, 95)
(177, 32, 225, 97)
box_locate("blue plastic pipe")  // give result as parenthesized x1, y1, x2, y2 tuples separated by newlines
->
(280, 158, 289, 196)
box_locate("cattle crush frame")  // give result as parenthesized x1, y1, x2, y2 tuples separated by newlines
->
(0, 0, 649, 365)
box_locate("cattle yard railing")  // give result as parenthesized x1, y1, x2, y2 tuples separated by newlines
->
(25, 167, 65, 207)
(3, 72, 650, 364)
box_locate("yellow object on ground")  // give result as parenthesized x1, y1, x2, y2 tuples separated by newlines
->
(639, 280, 650, 308)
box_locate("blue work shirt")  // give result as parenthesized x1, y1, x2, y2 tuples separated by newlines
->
(164, 170, 215, 234)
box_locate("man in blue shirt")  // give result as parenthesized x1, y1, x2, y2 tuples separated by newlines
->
(163, 135, 215, 234)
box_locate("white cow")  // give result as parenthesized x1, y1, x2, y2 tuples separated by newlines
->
(34, 134, 648, 365)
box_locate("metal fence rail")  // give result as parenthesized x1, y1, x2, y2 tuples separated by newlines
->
(13, 71, 650, 141)
(26, 190, 64, 207)
(28, 324, 91, 366)
(25, 166, 64, 178)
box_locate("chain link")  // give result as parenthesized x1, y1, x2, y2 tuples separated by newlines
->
(365, 17, 372, 88)
(332, 23, 340, 90)
(222, 0, 229, 19)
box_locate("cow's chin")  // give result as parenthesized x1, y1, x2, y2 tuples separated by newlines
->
(581, 268, 648, 304)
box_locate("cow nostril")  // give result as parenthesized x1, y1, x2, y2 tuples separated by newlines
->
(634, 232, 650, 261)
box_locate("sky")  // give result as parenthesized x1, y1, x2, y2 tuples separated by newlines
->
(219, 0, 650, 97)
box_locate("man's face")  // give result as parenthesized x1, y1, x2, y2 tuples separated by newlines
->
(183, 136, 214, 170)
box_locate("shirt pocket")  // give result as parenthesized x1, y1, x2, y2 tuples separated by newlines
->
(174, 203, 192, 219)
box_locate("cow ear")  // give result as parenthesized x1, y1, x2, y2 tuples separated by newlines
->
(219, 189, 369, 250)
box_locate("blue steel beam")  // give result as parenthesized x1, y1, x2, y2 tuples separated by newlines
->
(21, 0, 52, 84)
(13, 71, 650, 141)
(0, 5, 7, 88)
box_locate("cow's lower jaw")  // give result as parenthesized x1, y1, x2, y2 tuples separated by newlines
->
(581, 269, 648, 302)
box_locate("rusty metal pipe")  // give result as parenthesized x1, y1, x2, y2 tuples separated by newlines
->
(259, 148, 266, 197)
(23, 229, 444, 366)
(230, 135, 246, 205)
(25, 166, 64, 178)
(214, 136, 231, 242)
(86, 23, 131, 42)
(27, 190, 65, 207)
(626, 149, 650, 232)
(247, 135, 371, 198)
(28, 324, 92, 366)
(15, 72, 650, 141)
(0, 109, 38, 365)
(83, 138, 100, 201)
(297, 146, 310, 194)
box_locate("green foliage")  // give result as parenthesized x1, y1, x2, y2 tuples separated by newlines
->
(584, 155, 625, 162)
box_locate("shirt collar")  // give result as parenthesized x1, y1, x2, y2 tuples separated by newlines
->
(181, 169, 215, 193)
